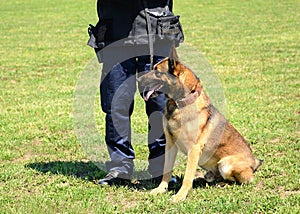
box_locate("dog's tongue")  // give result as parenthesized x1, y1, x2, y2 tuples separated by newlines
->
(144, 89, 155, 101)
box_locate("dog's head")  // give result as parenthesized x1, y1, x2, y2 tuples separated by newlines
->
(138, 47, 201, 101)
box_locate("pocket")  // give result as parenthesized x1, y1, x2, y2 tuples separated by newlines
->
(87, 24, 102, 49)
(157, 15, 184, 43)
(87, 19, 113, 49)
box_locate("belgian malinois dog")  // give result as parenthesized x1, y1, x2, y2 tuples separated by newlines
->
(138, 48, 262, 202)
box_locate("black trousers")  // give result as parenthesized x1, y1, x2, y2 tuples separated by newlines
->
(100, 55, 167, 179)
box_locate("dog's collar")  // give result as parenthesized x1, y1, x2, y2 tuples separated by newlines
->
(174, 85, 202, 108)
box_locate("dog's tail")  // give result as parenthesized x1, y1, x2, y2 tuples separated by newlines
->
(254, 158, 263, 172)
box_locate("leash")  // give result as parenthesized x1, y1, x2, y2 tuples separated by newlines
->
(142, 0, 170, 70)
(143, 2, 154, 70)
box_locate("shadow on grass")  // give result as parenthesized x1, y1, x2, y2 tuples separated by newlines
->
(25, 161, 220, 191)
(25, 161, 107, 182)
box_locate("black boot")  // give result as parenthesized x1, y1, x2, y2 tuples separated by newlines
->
(97, 171, 130, 186)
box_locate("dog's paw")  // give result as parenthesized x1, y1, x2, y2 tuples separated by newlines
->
(170, 193, 187, 203)
(216, 181, 229, 188)
(150, 186, 167, 195)
(204, 171, 215, 183)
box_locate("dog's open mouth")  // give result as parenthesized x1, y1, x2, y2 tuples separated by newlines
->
(142, 84, 163, 101)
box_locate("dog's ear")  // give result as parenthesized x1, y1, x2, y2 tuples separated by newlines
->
(169, 46, 179, 61)
(168, 58, 176, 72)
(168, 46, 179, 73)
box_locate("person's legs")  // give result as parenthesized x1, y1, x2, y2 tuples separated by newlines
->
(100, 57, 137, 181)
(137, 55, 167, 178)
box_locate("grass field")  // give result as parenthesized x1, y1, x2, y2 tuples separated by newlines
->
(1, 0, 299, 213)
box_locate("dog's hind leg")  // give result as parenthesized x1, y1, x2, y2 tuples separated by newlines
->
(218, 156, 255, 184)
(232, 167, 254, 184)
(232, 158, 262, 183)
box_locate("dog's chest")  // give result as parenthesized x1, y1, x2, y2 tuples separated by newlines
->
(164, 107, 202, 154)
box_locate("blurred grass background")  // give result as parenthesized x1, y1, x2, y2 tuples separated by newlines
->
(0, 0, 299, 213)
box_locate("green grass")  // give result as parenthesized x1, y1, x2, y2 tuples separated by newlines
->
(1, 0, 299, 213)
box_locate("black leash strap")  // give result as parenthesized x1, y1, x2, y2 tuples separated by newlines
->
(143, 0, 154, 70)
(143, 0, 171, 70)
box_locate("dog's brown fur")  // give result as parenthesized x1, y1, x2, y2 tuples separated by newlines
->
(138, 48, 262, 202)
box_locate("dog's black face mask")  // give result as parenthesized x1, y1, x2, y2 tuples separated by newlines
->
(138, 70, 166, 101)
(138, 52, 193, 101)
(141, 79, 163, 101)
(138, 68, 184, 101)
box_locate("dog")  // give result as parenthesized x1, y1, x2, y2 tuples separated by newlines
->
(138, 48, 262, 202)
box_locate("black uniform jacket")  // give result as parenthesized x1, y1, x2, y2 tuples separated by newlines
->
(96, 0, 173, 42)
(88, 0, 173, 48)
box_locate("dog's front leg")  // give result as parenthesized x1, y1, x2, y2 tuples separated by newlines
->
(171, 143, 203, 203)
(150, 138, 178, 195)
